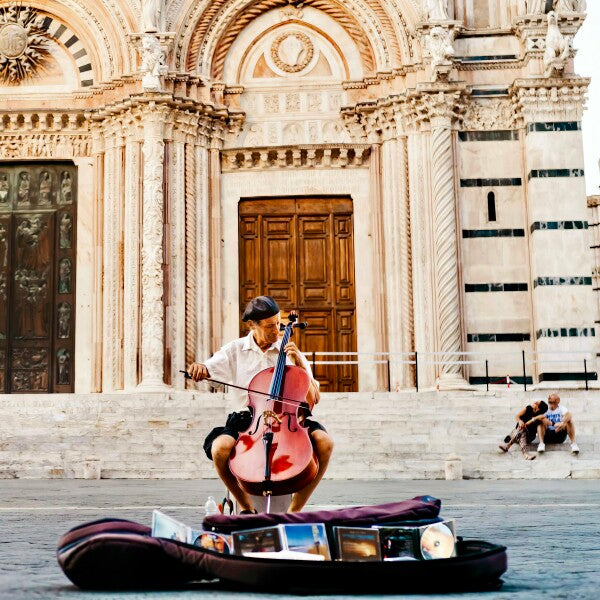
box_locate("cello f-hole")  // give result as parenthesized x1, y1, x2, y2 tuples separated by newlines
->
(248, 414, 263, 436)
(283, 411, 298, 432)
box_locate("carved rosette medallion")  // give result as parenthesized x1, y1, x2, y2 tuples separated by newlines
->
(270, 31, 314, 73)
(0, 6, 50, 84)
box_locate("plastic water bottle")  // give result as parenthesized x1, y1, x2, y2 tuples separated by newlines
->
(204, 495, 218, 516)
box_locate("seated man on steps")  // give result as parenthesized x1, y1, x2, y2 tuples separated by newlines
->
(537, 394, 579, 455)
(499, 399, 548, 460)
(187, 295, 333, 514)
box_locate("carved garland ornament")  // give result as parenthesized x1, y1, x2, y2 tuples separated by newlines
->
(270, 31, 314, 73)
(0, 5, 50, 84)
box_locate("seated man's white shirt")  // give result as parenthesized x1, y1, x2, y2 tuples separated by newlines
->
(204, 332, 317, 409)
(545, 405, 568, 431)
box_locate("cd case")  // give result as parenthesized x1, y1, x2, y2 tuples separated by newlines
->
(151, 510, 231, 553)
(232, 523, 331, 560)
(375, 519, 456, 561)
(334, 527, 382, 562)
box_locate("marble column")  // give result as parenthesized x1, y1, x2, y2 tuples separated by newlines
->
(138, 106, 169, 390)
(408, 89, 469, 389)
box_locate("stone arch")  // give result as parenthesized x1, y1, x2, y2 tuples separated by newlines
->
(35, 14, 95, 88)
(173, 0, 416, 77)
(20, 0, 137, 82)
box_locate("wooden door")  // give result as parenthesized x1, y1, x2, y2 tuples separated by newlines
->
(0, 163, 77, 393)
(239, 197, 357, 391)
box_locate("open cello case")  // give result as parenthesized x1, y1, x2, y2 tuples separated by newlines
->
(57, 495, 507, 593)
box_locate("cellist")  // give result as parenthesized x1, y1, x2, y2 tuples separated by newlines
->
(187, 295, 334, 513)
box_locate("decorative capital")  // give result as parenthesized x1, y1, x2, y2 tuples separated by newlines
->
(404, 84, 467, 130)
(510, 77, 590, 123)
(341, 95, 406, 143)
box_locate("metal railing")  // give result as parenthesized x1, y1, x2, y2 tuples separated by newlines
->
(303, 350, 598, 392)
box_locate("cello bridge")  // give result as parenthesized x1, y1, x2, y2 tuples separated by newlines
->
(263, 410, 282, 426)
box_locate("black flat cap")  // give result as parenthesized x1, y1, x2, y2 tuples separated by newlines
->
(242, 296, 280, 322)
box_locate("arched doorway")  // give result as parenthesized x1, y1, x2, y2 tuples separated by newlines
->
(239, 196, 357, 391)
(0, 162, 77, 393)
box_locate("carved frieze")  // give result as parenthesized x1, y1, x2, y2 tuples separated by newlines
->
(462, 98, 518, 131)
(0, 111, 91, 159)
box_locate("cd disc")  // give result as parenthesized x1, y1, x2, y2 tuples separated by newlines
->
(420, 523, 455, 560)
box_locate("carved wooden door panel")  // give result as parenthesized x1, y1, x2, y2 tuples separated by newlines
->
(0, 163, 76, 393)
(239, 198, 357, 392)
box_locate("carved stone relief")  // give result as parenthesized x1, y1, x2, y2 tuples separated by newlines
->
(270, 31, 314, 73)
(544, 11, 570, 77)
(17, 172, 30, 205)
(462, 99, 517, 130)
(58, 302, 71, 338)
(38, 171, 52, 205)
(0, 173, 8, 204)
(59, 258, 72, 294)
(0, 5, 51, 84)
(59, 213, 72, 249)
(11, 348, 48, 392)
(57, 348, 71, 385)
(59, 172, 73, 204)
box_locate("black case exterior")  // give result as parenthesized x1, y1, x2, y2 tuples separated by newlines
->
(57, 518, 507, 593)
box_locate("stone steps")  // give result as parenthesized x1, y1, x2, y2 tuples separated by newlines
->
(1, 390, 599, 479)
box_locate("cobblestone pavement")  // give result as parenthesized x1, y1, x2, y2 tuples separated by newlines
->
(1, 479, 599, 599)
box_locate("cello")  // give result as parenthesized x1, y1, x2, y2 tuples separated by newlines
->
(228, 312, 319, 503)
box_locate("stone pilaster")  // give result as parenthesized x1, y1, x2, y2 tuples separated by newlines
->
(406, 129, 436, 387)
(90, 124, 104, 393)
(378, 101, 414, 389)
(195, 138, 212, 369)
(101, 122, 125, 392)
(167, 124, 187, 390)
(123, 116, 142, 390)
(209, 123, 226, 355)
(512, 78, 597, 382)
(138, 106, 169, 391)
(405, 86, 469, 389)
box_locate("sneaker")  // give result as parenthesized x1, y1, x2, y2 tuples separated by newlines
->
(537, 442, 545, 453)
(571, 443, 580, 454)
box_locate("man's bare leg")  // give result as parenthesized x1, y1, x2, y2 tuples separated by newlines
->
(563, 417, 576, 443)
(211, 435, 255, 512)
(288, 430, 334, 513)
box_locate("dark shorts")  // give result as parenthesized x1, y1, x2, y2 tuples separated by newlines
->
(202, 410, 327, 461)
(544, 428, 568, 444)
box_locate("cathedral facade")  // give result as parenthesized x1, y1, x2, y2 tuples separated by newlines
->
(0, 0, 595, 396)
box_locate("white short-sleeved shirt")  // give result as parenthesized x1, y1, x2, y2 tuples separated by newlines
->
(204, 332, 317, 409)
(545, 405, 568, 430)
